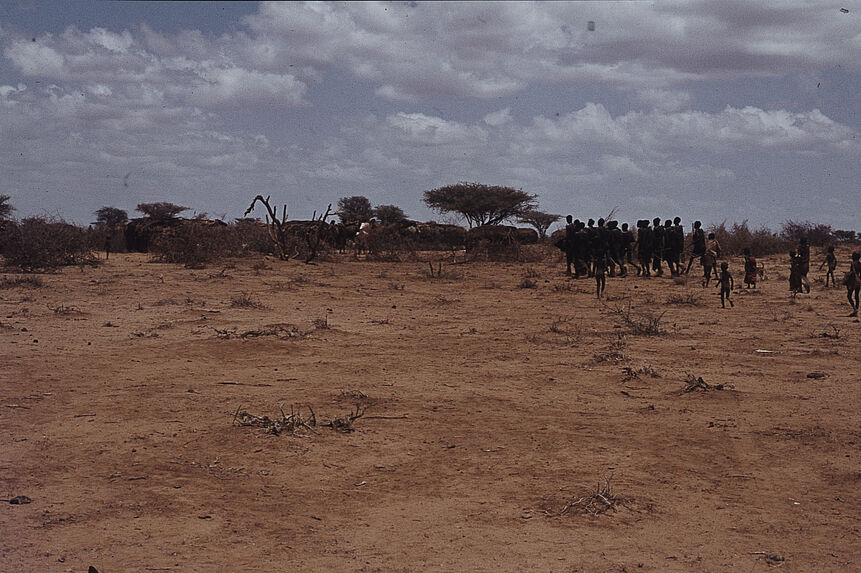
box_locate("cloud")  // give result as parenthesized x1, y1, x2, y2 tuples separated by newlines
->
(189, 66, 306, 108)
(240, 1, 861, 100)
(483, 108, 512, 127)
(386, 112, 487, 146)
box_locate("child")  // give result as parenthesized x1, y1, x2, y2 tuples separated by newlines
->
(743, 247, 757, 289)
(845, 251, 861, 317)
(715, 261, 734, 308)
(819, 246, 837, 288)
(706, 232, 721, 279)
(789, 250, 802, 296)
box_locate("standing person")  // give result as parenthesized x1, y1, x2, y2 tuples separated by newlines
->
(637, 220, 653, 277)
(621, 222, 639, 276)
(701, 232, 720, 287)
(594, 246, 607, 298)
(798, 237, 811, 293)
(575, 221, 590, 277)
(819, 246, 837, 288)
(706, 231, 721, 280)
(789, 250, 803, 295)
(585, 219, 597, 277)
(651, 217, 665, 277)
(663, 219, 677, 276)
(743, 248, 758, 289)
(845, 251, 861, 316)
(715, 261, 734, 308)
(672, 217, 685, 275)
(685, 220, 706, 274)
(563, 215, 577, 276)
(607, 220, 624, 276)
(592, 218, 610, 278)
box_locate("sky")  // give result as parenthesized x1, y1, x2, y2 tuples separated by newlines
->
(1, 1, 859, 231)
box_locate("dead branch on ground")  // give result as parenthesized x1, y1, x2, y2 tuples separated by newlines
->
(233, 403, 317, 436)
(683, 374, 724, 392)
(559, 474, 627, 516)
(321, 403, 366, 433)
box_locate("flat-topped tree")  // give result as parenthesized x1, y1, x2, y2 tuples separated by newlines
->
(136, 202, 189, 220)
(517, 209, 561, 239)
(94, 206, 129, 227)
(423, 182, 537, 228)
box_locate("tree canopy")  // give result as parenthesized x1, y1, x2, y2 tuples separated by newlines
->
(0, 195, 14, 220)
(423, 182, 537, 227)
(336, 196, 373, 224)
(94, 206, 129, 227)
(136, 202, 189, 220)
(517, 209, 561, 239)
(373, 204, 408, 225)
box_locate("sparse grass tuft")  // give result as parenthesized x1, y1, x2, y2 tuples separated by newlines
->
(604, 301, 666, 336)
(594, 334, 628, 363)
(0, 276, 44, 289)
(229, 292, 265, 309)
(665, 293, 701, 306)
(518, 277, 538, 289)
(560, 474, 627, 516)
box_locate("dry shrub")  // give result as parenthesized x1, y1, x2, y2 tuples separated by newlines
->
(780, 220, 834, 246)
(665, 292, 701, 306)
(150, 221, 239, 268)
(605, 301, 666, 336)
(229, 292, 265, 309)
(424, 262, 460, 280)
(559, 474, 628, 516)
(363, 225, 418, 262)
(1, 217, 97, 271)
(233, 220, 277, 255)
(706, 220, 789, 256)
(594, 333, 628, 363)
(518, 277, 538, 289)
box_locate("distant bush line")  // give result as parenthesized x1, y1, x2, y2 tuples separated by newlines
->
(0, 214, 856, 272)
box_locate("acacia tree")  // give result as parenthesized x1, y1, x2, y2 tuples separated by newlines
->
(336, 196, 373, 224)
(94, 206, 129, 227)
(373, 204, 408, 225)
(136, 202, 189, 220)
(0, 195, 14, 220)
(423, 182, 537, 227)
(517, 209, 561, 239)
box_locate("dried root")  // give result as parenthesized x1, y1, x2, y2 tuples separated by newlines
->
(322, 404, 366, 433)
(233, 403, 367, 435)
(683, 374, 724, 392)
(233, 403, 317, 436)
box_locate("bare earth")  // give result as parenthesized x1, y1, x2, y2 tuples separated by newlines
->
(2, 250, 859, 572)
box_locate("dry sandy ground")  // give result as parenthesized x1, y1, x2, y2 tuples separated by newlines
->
(1, 249, 860, 572)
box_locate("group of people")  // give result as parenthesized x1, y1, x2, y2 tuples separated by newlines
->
(555, 215, 861, 315)
(556, 216, 722, 298)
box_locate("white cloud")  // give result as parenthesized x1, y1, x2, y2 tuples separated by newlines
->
(483, 108, 512, 127)
(386, 112, 487, 146)
(190, 66, 307, 108)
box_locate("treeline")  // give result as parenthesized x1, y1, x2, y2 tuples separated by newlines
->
(0, 191, 857, 272)
(706, 219, 856, 257)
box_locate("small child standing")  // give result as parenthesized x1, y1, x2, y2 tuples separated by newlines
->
(819, 246, 837, 287)
(789, 250, 803, 295)
(743, 247, 757, 289)
(716, 261, 734, 308)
